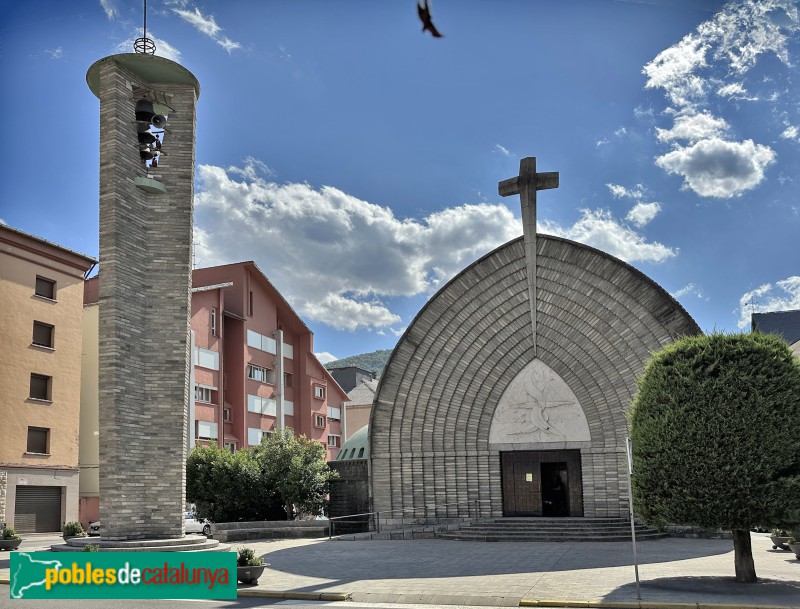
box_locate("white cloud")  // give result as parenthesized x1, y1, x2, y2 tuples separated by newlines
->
(737, 276, 800, 329)
(173, 7, 241, 54)
(0, 218, 6, 225)
(540, 209, 676, 263)
(655, 137, 775, 198)
(670, 282, 707, 301)
(643, 33, 708, 108)
(644, 0, 800, 198)
(193, 161, 521, 332)
(615, 126, 628, 137)
(494, 144, 511, 156)
(626, 202, 661, 227)
(99, 0, 117, 20)
(596, 138, 609, 146)
(115, 32, 182, 62)
(655, 112, 729, 143)
(314, 352, 338, 365)
(606, 183, 645, 200)
(781, 125, 799, 140)
(45, 47, 63, 60)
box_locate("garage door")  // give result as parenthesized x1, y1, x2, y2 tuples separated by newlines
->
(14, 486, 62, 533)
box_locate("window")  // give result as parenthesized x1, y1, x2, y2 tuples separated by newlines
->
(192, 347, 219, 370)
(315, 414, 325, 428)
(246, 330, 276, 354)
(27, 427, 49, 454)
(29, 374, 51, 401)
(224, 441, 236, 453)
(248, 427, 272, 446)
(284, 372, 293, 387)
(195, 420, 218, 440)
(314, 386, 325, 399)
(223, 407, 232, 422)
(247, 364, 275, 384)
(32, 321, 54, 348)
(35, 276, 55, 300)
(327, 435, 341, 448)
(247, 394, 276, 416)
(211, 308, 217, 337)
(283, 343, 294, 359)
(284, 400, 295, 416)
(249, 291, 254, 316)
(357, 447, 365, 458)
(327, 406, 341, 420)
(194, 385, 213, 403)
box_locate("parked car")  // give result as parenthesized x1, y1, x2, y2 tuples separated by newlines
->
(86, 514, 211, 537)
(185, 512, 212, 536)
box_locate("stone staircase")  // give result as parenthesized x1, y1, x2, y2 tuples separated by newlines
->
(435, 517, 667, 542)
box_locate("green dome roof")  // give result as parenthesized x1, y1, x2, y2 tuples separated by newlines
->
(335, 424, 369, 461)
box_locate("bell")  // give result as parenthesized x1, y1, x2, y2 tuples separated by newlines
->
(138, 128, 156, 145)
(139, 145, 154, 161)
(151, 114, 168, 129)
(135, 99, 155, 122)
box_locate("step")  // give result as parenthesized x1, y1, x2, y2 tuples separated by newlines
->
(435, 533, 667, 542)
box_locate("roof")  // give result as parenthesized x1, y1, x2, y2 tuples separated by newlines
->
(752, 309, 800, 345)
(335, 424, 369, 461)
(1, 224, 97, 273)
(347, 379, 378, 406)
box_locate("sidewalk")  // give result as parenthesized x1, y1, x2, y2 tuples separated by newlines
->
(2, 532, 798, 607)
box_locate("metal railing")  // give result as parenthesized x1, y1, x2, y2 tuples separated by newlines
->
(328, 498, 479, 539)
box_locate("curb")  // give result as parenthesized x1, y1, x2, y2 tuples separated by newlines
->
(520, 602, 796, 609)
(237, 589, 351, 601)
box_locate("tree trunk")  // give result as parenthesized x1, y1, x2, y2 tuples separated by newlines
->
(732, 529, 757, 583)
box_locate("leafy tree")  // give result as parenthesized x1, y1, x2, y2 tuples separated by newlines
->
(187, 430, 337, 522)
(253, 428, 338, 520)
(629, 332, 800, 582)
(186, 443, 283, 522)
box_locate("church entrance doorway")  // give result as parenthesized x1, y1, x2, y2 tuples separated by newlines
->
(500, 450, 583, 517)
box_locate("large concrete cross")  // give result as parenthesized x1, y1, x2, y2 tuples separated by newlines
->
(499, 157, 559, 357)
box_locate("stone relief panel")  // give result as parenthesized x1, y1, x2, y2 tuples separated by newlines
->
(489, 358, 590, 445)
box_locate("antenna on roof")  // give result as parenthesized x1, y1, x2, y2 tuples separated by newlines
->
(134, 0, 156, 55)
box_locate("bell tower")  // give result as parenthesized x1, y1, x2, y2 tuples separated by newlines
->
(86, 38, 200, 539)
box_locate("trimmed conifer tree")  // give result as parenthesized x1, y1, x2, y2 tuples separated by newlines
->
(629, 332, 800, 583)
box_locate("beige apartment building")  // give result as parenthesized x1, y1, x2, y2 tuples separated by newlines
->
(0, 225, 96, 532)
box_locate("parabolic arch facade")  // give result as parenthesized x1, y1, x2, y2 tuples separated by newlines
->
(369, 235, 700, 518)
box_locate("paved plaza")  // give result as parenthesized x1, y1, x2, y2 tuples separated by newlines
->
(2, 532, 798, 607)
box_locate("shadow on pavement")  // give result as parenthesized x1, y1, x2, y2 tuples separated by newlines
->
(604, 575, 800, 605)
(258, 537, 733, 581)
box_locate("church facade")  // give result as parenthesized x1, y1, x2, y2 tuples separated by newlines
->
(370, 234, 700, 519)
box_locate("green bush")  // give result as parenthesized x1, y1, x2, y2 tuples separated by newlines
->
(630, 332, 800, 582)
(2, 526, 21, 540)
(83, 544, 99, 552)
(62, 521, 86, 538)
(187, 430, 337, 522)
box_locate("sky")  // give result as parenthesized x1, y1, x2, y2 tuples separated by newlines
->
(1, 0, 799, 362)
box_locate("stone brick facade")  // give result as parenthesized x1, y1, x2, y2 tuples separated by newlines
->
(89, 54, 198, 539)
(371, 235, 700, 520)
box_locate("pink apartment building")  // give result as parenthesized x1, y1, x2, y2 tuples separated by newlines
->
(189, 262, 348, 458)
(83, 261, 347, 478)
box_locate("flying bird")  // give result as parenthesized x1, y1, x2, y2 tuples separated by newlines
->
(417, 0, 443, 38)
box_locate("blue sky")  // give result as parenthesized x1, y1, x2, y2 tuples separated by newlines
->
(2, 0, 799, 362)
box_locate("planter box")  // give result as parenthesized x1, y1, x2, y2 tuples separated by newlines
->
(236, 564, 266, 585)
(788, 543, 800, 560)
(0, 539, 22, 551)
(771, 535, 791, 550)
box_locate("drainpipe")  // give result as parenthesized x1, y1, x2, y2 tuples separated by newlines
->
(188, 329, 196, 451)
(274, 329, 285, 430)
